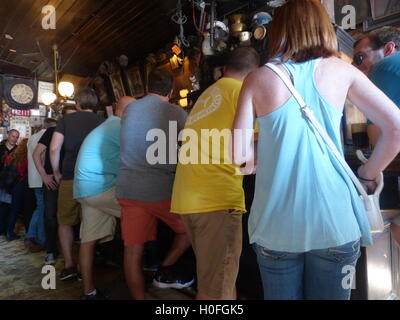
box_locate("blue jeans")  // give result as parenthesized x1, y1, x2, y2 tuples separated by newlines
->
(0, 181, 26, 236)
(25, 188, 46, 246)
(253, 239, 361, 300)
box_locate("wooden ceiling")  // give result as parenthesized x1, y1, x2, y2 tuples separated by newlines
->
(0, 0, 190, 80)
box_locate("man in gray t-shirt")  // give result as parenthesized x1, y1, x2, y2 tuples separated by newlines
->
(116, 70, 193, 299)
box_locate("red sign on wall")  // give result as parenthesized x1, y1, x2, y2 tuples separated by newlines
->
(11, 109, 31, 117)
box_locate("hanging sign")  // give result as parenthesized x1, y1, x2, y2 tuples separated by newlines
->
(9, 116, 31, 138)
(38, 81, 55, 104)
(11, 109, 31, 117)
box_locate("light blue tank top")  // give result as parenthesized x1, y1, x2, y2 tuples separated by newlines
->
(249, 58, 372, 253)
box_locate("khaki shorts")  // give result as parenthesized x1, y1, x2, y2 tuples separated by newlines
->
(57, 180, 81, 226)
(180, 210, 243, 299)
(78, 187, 121, 244)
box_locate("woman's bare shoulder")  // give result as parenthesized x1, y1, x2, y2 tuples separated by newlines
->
(243, 64, 284, 90)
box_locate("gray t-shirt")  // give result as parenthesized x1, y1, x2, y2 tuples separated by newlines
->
(116, 95, 187, 202)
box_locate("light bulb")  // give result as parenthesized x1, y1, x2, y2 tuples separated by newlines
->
(41, 92, 57, 105)
(179, 89, 189, 98)
(58, 81, 74, 98)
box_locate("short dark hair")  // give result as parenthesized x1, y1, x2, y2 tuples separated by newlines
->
(62, 105, 76, 115)
(7, 129, 19, 135)
(147, 70, 173, 96)
(75, 88, 99, 110)
(225, 47, 260, 74)
(356, 26, 400, 50)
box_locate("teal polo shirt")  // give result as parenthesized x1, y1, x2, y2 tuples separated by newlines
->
(371, 52, 400, 108)
(73, 116, 121, 199)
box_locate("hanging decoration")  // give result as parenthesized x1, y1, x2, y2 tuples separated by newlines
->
(171, 0, 190, 48)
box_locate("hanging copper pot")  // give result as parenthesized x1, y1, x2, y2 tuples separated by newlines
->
(229, 13, 247, 34)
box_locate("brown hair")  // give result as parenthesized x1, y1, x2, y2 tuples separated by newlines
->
(268, 0, 338, 63)
(358, 26, 400, 50)
(62, 105, 77, 115)
(226, 47, 260, 75)
(9, 138, 28, 167)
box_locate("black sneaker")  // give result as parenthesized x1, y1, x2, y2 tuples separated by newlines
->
(80, 289, 109, 300)
(60, 267, 78, 281)
(153, 265, 195, 289)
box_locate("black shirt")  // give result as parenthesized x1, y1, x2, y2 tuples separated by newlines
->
(0, 143, 16, 171)
(54, 111, 104, 180)
(38, 127, 59, 175)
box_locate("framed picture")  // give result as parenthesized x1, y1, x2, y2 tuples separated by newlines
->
(109, 71, 126, 102)
(370, 0, 400, 20)
(126, 66, 145, 98)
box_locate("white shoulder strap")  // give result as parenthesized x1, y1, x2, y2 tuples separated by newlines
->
(265, 62, 369, 199)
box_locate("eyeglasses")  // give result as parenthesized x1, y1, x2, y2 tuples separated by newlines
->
(353, 54, 364, 66)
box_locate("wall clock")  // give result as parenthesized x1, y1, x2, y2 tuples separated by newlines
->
(2, 76, 37, 110)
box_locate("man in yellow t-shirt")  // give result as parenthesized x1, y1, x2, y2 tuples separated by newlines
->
(171, 47, 260, 300)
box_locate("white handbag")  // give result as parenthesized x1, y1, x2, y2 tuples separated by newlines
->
(266, 62, 385, 233)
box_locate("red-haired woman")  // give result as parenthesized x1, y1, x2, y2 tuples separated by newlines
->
(233, 0, 400, 299)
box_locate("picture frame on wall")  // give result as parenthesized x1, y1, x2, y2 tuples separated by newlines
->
(109, 71, 126, 102)
(370, 0, 400, 20)
(126, 66, 145, 98)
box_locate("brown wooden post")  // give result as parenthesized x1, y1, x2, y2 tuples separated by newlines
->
(321, 0, 336, 23)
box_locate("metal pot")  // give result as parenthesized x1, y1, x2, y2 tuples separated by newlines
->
(238, 31, 252, 42)
(253, 26, 267, 40)
(230, 13, 247, 24)
(230, 22, 246, 33)
(230, 13, 247, 34)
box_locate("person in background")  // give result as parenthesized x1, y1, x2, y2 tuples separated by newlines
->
(353, 27, 400, 143)
(50, 89, 103, 280)
(74, 96, 135, 300)
(116, 70, 192, 300)
(0, 138, 29, 241)
(353, 26, 400, 247)
(233, 0, 400, 300)
(0, 129, 19, 171)
(353, 26, 399, 78)
(24, 119, 57, 252)
(171, 47, 260, 300)
(33, 107, 76, 265)
(0, 129, 20, 236)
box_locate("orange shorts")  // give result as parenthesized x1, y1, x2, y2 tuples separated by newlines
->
(118, 198, 186, 247)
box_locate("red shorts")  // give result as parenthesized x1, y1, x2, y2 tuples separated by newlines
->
(118, 198, 186, 247)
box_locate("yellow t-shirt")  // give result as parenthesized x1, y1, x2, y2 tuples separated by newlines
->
(171, 77, 246, 214)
